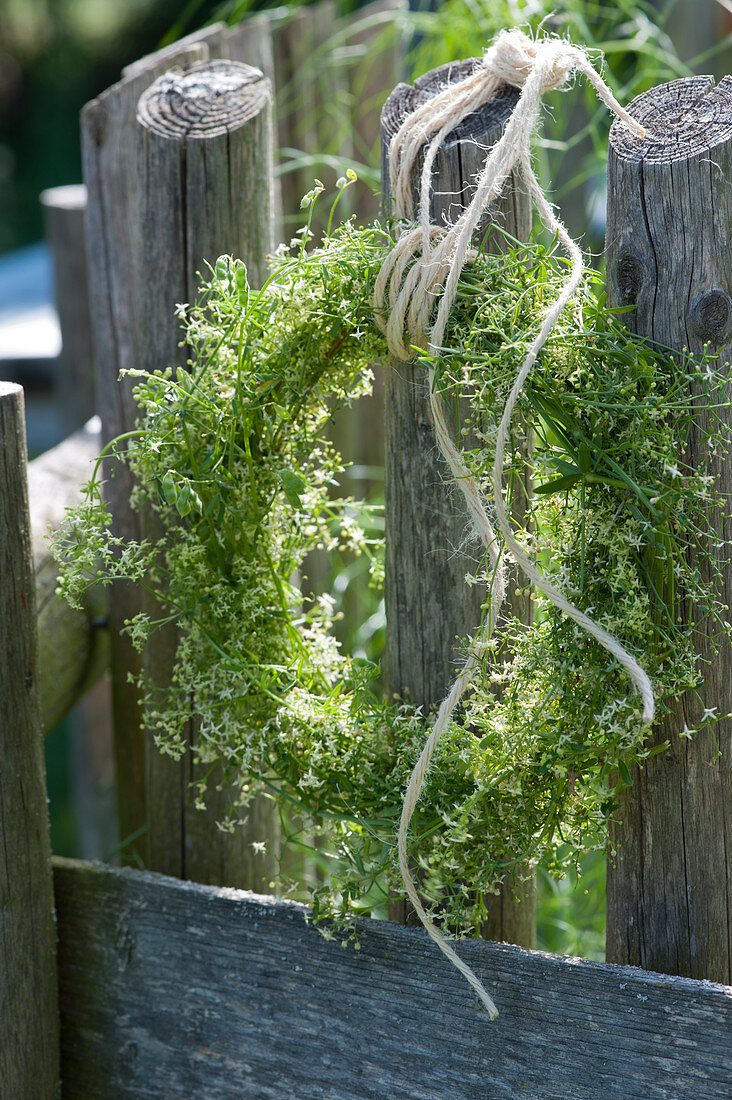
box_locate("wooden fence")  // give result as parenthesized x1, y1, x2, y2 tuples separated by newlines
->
(1, 12, 731, 1098)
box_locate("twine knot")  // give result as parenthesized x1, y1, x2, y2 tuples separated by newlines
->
(374, 30, 645, 363)
(483, 29, 580, 93)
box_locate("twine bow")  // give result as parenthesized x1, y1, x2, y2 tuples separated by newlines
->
(376, 30, 653, 1021)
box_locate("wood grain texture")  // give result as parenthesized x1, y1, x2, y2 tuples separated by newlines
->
(381, 63, 535, 942)
(334, 0, 408, 224)
(82, 29, 280, 881)
(54, 856, 732, 1100)
(605, 76, 732, 984)
(133, 58, 276, 890)
(122, 19, 275, 83)
(27, 419, 109, 733)
(380, 63, 529, 710)
(0, 383, 60, 1096)
(82, 34, 213, 866)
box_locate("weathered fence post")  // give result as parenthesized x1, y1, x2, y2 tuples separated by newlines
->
(82, 39, 280, 888)
(271, 0, 346, 229)
(605, 75, 732, 983)
(380, 63, 536, 944)
(36, 187, 102, 731)
(29, 421, 109, 734)
(0, 382, 59, 1095)
(82, 34, 215, 869)
(133, 59, 276, 887)
(40, 183, 117, 859)
(40, 184, 93, 435)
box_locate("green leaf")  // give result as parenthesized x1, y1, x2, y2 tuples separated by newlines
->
(175, 481, 192, 516)
(578, 442, 593, 475)
(551, 458, 582, 477)
(277, 468, 307, 509)
(534, 473, 582, 496)
(618, 760, 633, 788)
(161, 470, 178, 507)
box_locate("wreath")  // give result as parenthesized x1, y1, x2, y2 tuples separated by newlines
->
(56, 31, 729, 1016)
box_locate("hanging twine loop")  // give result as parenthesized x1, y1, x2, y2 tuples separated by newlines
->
(375, 30, 652, 1021)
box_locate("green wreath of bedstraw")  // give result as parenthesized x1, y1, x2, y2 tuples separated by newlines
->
(55, 177, 728, 1011)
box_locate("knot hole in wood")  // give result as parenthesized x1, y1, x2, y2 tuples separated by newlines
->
(688, 289, 732, 346)
(612, 246, 646, 308)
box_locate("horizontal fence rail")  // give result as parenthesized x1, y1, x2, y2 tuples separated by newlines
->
(28, 418, 106, 733)
(55, 858, 732, 1100)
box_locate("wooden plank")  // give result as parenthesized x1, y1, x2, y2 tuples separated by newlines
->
(27, 418, 109, 733)
(380, 62, 530, 718)
(350, 0, 407, 198)
(39, 180, 115, 853)
(0, 382, 59, 1095)
(380, 64, 535, 942)
(605, 75, 732, 985)
(54, 856, 732, 1100)
(122, 24, 225, 79)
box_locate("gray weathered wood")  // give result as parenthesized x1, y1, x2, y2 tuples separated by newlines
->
(27, 418, 108, 733)
(271, 0, 406, 230)
(82, 33, 280, 881)
(82, 34, 214, 867)
(40, 180, 115, 856)
(40, 184, 93, 435)
(0, 383, 59, 1096)
(380, 63, 535, 943)
(123, 17, 275, 96)
(124, 20, 276, 88)
(605, 75, 732, 984)
(122, 23, 227, 80)
(54, 856, 732, 1100)
(131, 59, 276, 889)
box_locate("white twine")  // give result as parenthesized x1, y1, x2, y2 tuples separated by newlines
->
(375, 29, 654, 1020)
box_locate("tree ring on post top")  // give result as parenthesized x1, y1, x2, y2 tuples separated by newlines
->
(137, 60, 270, 140)
(609, 75, 732, 163)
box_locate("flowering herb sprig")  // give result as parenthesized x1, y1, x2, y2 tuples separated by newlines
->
(54, 183, 730, 937)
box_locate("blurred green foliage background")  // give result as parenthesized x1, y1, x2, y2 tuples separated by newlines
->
(0, 0, 226, 254)
(3, 0, 730, 255)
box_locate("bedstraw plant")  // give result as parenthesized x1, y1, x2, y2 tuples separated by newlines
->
(54, 180, 730, 938)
